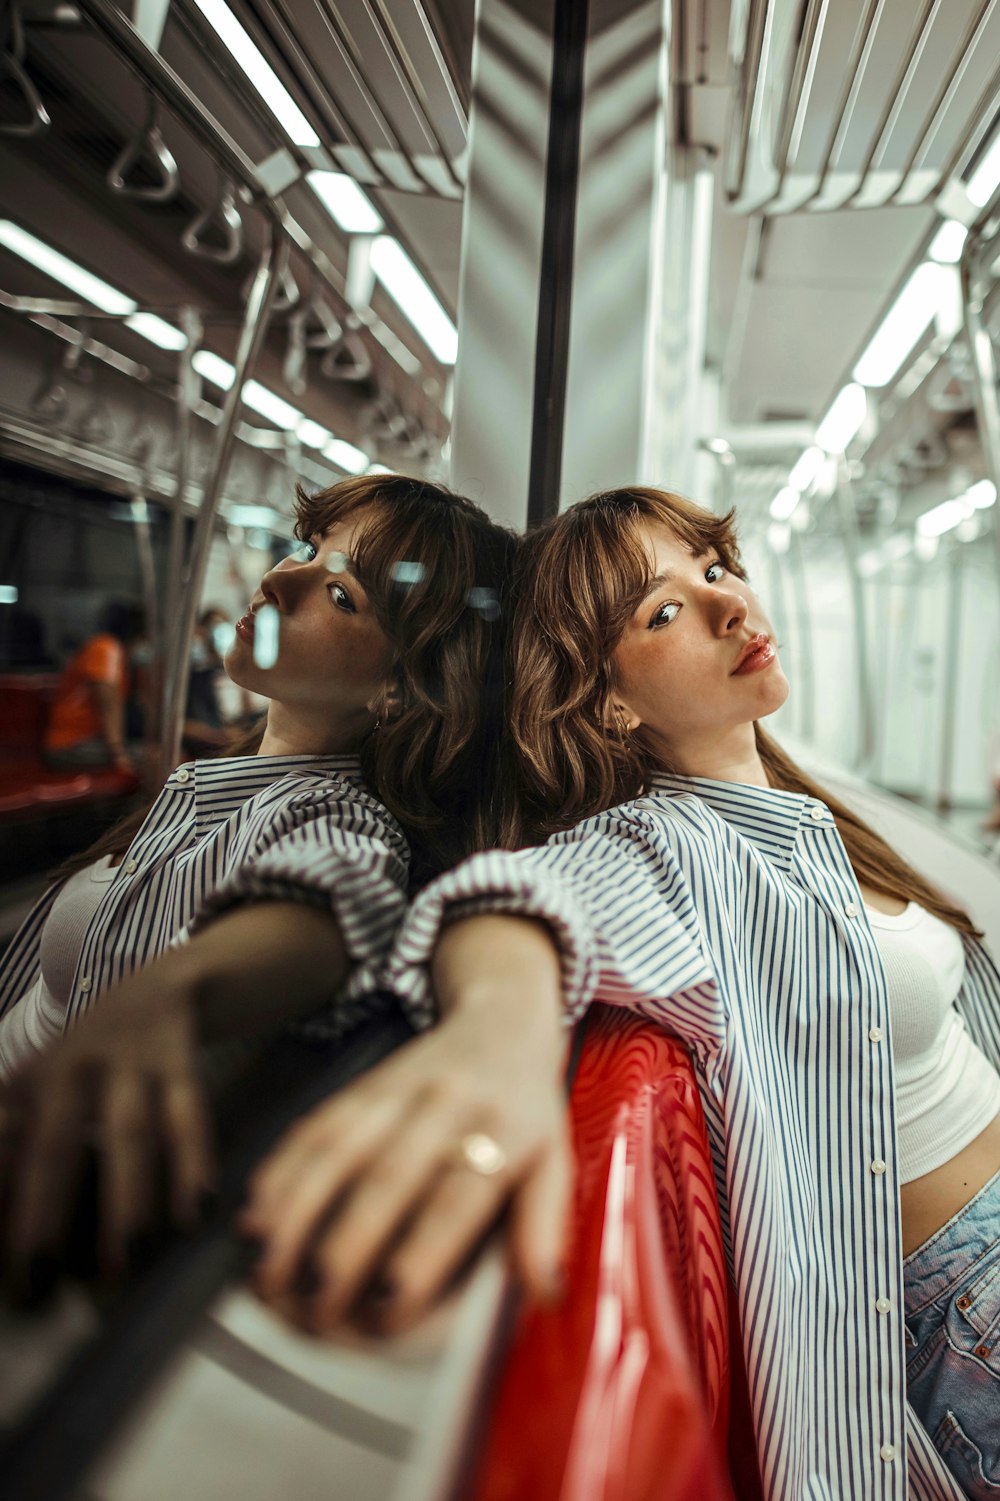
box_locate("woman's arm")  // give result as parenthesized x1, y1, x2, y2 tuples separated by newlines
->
(1, 900, 350, 1279)
(242, 913, 573, 1332)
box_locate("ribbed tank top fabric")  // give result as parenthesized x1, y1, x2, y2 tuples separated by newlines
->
(864, 900, 1000, 1182)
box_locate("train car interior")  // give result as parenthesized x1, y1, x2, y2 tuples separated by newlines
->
(1, 2, 1000, 1499)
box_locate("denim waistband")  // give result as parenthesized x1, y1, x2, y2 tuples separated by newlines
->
(903, 1163, 1000, 1312)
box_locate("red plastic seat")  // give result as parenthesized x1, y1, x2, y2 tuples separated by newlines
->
(472, 1004, 759, 1501)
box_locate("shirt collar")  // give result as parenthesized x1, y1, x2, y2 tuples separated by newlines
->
(644, 772, 814, 870)
(168, 752, 366, 820)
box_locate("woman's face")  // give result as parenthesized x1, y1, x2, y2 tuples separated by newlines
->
(612, 521, 788, 769)
(225, 511, 394, 738)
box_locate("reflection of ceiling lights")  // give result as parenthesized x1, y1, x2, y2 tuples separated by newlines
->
(369, 237, 457, 365)
(852, 263, 951, 387)
(123, 312, 188, 350)
(324, 438, 369, 474)
(815, 384, 866, 452)
(966, 131, 1000, 208)
(769, 486, 800, 521)
(788, 446, 824, 491)
(307, 173, 383, 234)
(916, 477, 996, 537)
(1, 219, 134, 313)
(190, 0, 319, 147)
(928, 220, 968, 264)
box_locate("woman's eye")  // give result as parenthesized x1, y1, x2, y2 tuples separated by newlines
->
(291, 540, 317, 562)
(705, 560, 726, 582)
(650, 600, 681, 629)
(329, 583, 356, 614)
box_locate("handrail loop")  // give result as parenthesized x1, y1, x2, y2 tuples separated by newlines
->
(107, 88, 180, 203)
(181, 172, 244, 264)
(0, 3, 50, 137)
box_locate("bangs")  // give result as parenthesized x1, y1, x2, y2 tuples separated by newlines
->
(565, 487, 745, 648)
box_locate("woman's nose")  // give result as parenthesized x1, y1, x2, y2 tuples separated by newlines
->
(716, 587, 749, 634)
(259, 554, 300, 607)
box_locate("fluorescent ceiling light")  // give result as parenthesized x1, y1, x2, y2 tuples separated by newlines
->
(815, 383, 866, 452)
(192, 350, 236, 389)
(965, 478, 996, 509)
(369, 236, 457, 365)
(788, 446, 824, 492)
(928, 220, 968, 264)
(124, 312, 188, 350)
(966, 131, 1000, 208)
(769, 486, 801, 521)
(853, 263, 948, 387)
(917, 497, 970, 537)
(243, 379, 301, 430)
(297, 418, 334, 449)
(226, 504, 287, 529)
(0, 219, 136, 313)
(191, 0, 319, 147)
(324, 438, 369, 474)
(307, 172, 383, 234)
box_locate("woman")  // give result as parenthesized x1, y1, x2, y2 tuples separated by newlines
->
(0, 472, 514, 1281)
(245, 487, 1000, 1501)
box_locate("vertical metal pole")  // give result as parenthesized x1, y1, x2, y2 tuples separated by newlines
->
(526, 0, 590, 525)
(937, 545, 964, 815)
(835, 462, 876, 772)
(158, 222, 289, 779)
(960, 246, 1000, 603)
(160, 305, 203, 763)
(788, 527, 815, 742)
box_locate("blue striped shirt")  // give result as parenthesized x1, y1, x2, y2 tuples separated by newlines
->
(385, 773, 1000, 1500)
(0, 753, 409, 1070)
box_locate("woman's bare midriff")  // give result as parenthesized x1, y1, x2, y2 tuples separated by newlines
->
(900, 1112, 1000, 1258)
(854, 884, 1000, 1258)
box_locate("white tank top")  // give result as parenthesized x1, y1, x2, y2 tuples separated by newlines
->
(864, 900, 1000, 1183)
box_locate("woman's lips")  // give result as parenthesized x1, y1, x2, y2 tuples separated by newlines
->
(234, 613, 255, 642)
(732, 637, 776, 675)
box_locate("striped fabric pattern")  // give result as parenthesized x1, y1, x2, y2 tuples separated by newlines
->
(0, 753, 409, 1069)
(385, 772, 1000, 1501)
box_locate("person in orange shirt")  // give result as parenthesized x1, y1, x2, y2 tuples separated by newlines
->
(44, 602, 145, 773)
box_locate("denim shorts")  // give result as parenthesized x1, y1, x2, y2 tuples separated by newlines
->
(903, 1165, 1000, 1497)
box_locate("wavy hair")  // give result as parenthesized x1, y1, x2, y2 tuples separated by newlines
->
(59, 474, 516, 888)
(512, 486, 979, 937)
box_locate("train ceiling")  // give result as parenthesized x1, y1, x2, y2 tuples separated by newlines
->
(0, 0, 998, 516)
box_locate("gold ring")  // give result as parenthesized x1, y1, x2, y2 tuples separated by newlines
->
(450, 1132, 507, 1177)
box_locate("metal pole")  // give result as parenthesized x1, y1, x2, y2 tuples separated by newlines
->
(159, 224, 291, 778)
(960, 240, 1000, 602)
(937, 544, 963, 816)
(835, 463, 876, 772)
(159, 305, 202, 772)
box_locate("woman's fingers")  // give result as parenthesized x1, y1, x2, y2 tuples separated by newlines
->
(8, 1070, 87, 1264)
(245, 1082, 410, 1235)
(159, 1072, 216, 1226)
(509, 1130, 573, 1302)
(285, 1107, 487, 1325)
(100, 1070, 154, 1272)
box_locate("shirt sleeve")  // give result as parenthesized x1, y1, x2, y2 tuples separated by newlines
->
(184, 779, 410, 1018)
(383, 809, 719, 1038)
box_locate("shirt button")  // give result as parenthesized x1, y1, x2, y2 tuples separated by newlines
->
(844, 901, 860, 918)
(880, 1444, 896, 1462)
(79, 976, 92, 992)
(868, 1026, 883, 1042)
(124, 858, 138, 874)
(871, 1158, 886, 1175)
(810, 805, 826, 821)
(875, 1297, 891, 1313)
(175, 768, 191, 784)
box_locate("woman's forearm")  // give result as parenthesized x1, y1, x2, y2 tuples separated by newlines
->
(141, 901, 350, 1045)
(430, 914, 566, 1066)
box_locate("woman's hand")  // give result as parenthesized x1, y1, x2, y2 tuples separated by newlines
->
(241, 915, 571, 1335)
(0, 976, 214, 1284)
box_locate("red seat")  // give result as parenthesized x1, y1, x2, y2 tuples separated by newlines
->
(472, 1005, 760, 1501)
(0, 673, 139, 820)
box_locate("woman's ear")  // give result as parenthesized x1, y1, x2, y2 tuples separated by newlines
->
(612, 700, 642, 734)
(367, 676, 403, 721)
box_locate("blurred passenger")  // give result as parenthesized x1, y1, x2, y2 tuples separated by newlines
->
(0, 475, 514, 1281)
(182, 606, 232, 758)
(246, 487, 1000, 1500)
(43, 601, 145, 773)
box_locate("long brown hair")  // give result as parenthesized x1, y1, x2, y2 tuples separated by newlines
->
(57, 474, 516, 888)
(511, 485, 979, 937)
